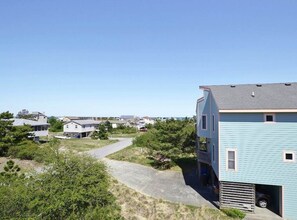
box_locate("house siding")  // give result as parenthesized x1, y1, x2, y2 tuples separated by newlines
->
(197, 90, 220, 177)
(63, 122, 98, 133)
(219, 113, 297, 219)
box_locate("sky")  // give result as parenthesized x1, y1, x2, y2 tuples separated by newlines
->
(1, 0, 297, 117)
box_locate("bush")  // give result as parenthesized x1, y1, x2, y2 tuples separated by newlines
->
(221, 208, 246, 219)
(133, 118, 196, 169)
(112, 124, 137, 134)
(48, 117, 63, 132)
(7, 140, 39, 160)
(0, 153, 122, 219)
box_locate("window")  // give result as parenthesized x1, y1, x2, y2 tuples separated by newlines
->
(212, 144, 215, 162)
(283, 151, 295, 162)
(75, 125, 78, 129)
(264, 114, 275, 122)
(212, 115, 215, 132)
(202, 115, 207, 130)
(226, 149, 237, 171)
(66, 125, 69, 128)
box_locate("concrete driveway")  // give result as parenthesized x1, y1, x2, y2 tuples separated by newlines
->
(102, 158, 216, 208)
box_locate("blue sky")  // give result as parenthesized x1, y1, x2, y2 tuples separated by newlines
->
(1, 0, 297, 117)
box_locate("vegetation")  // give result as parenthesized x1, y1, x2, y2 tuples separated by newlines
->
(110, 178, 231, 220)
(111, 118, 196, 170)
(0, 145, 121, 219)
(7, 140, 40, 160)
(0, 111, 34, 157)
(48, 116, 63, 132)
(111, 124, 138, 134)
(47, 138, 117, 152)
(92, 124, 108, 140)
(221, 208, 246, 219)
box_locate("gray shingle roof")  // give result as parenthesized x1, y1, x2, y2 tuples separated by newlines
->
(69, 120, 101, 125)
(12, 118, 49, 126)
(200, 83, 297, 110)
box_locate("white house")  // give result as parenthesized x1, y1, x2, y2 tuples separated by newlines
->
(63, 120, 101, 138)
(12, 118, 49, 141)
(141, 116, 155, 125)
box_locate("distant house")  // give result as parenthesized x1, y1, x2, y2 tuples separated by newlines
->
(196, 83, 297, 219)
(119, 115, 136, 121)
(62, 116, 97, 123)
(105, 120, 127, 129)
(12, 118, 49, 141)
(63, 120, 101, 138)
(31, 112, 48, 123)
(142, 116, 155, 125)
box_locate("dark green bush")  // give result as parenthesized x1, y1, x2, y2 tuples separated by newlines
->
(221, 208, 246, 219)
(133, 118, 196, 169)
(112, 124, 137, 134)
(7, 140, 39, 160)
(0, 153, 121, 219)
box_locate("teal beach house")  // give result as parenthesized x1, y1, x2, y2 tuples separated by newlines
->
(196, 83, 297, 219)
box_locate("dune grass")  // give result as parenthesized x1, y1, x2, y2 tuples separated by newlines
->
(109, 178, 231, 220)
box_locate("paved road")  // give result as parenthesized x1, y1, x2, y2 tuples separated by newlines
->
(87, 138, 133, 159)
(102, 158, 216, 208)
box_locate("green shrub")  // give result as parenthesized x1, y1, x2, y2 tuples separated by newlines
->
(221, 208, 246, 219)
(112, 124, 137, 134)
(7, 140, 39, 160)
(0, 153, 121, 219)
(132, 118, 196, 170)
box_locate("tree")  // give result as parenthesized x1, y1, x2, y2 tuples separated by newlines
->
(48, 117, 63, 132)
(133, 118, 196, 169)
(98, 124, 108, 140)
(0, 111, 33, 156)
(105, 121, 113, 132)
(0, 160, 21, 178)
(0, 153, 121, 219)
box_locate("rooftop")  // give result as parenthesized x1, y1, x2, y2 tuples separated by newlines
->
(68, 120, 101, 125)
(12, 118, 49, 126)
(200, 82, 297, 111)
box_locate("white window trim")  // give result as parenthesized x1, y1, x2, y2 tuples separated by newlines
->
(283, 151, 295, 163)
(201, 114, 207, 130)
(264, 113, 276, 123)
(226, 148, 237, 171)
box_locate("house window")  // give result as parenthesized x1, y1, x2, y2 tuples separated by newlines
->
(283, 151, 295, 162)
(66, 125, 69, 128)
(227, 149, 237, 171)
(82, 125, 85, 128)
(212, 144, 215, 162)
(202, 115, 207, 130)
(75, 125, 78, 129)
(212, 115, 215, 132)
(264, 114, 275, 122)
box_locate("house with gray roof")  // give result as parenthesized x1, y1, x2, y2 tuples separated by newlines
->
(196, 82, 297, 219)
(12, 118, 49, 141)
(63, 120, 101, 138)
